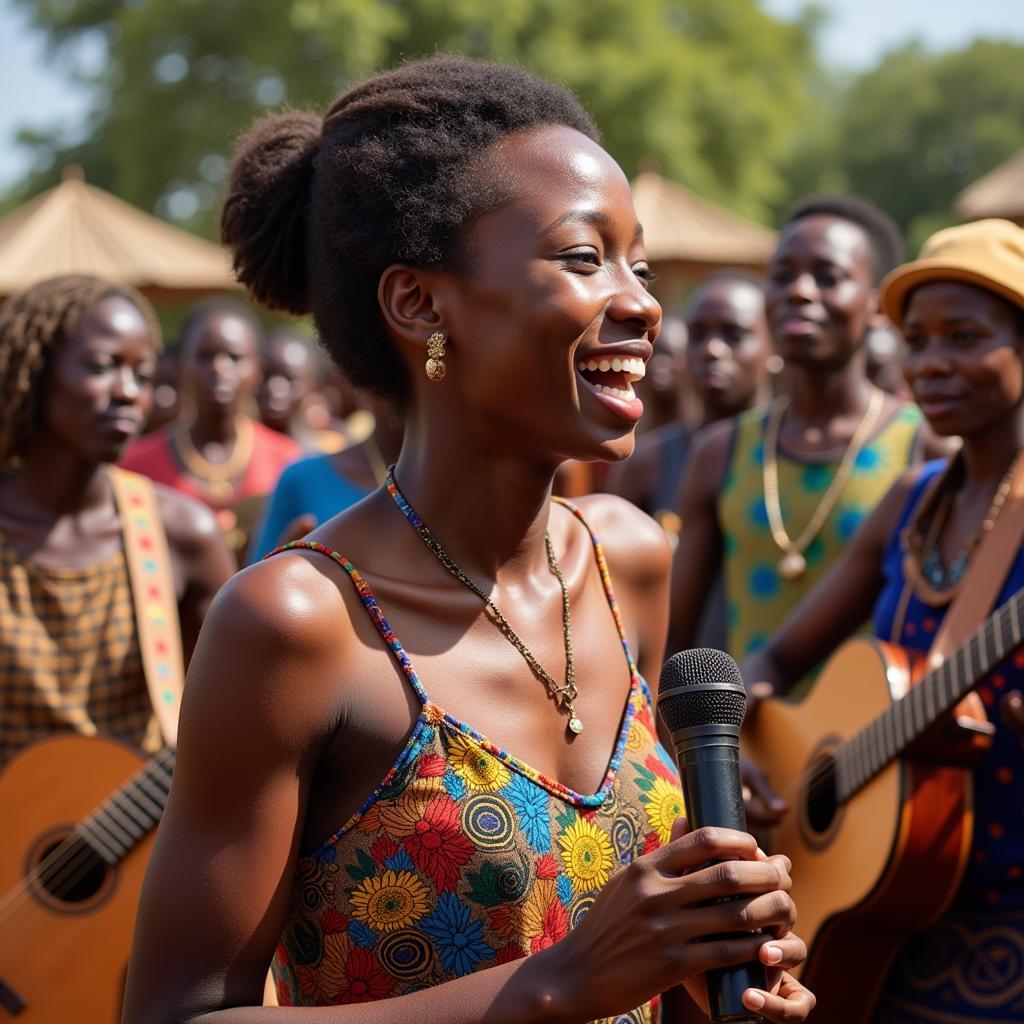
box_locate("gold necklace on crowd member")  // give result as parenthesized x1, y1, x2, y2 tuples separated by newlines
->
(901, 449, 1024, 607)
(385, 468, 583, 734)
(763, 386, 885, 582)
(173, 416, 255, 502)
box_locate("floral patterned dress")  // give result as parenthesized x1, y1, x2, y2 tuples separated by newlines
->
(269, 501, 685, 1022)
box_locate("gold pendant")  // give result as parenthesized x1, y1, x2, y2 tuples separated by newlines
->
(568, 716, 583, 735)
(204, 479, 236, 502)
(778, 550, 807, 581)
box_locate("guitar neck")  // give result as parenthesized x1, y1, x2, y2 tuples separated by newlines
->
(74, 747, 176, 865)
(835, 589, 1024, 803)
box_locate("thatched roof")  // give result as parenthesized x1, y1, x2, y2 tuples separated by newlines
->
(0, 167, 236, 302)
(631, 171, 776, 268)
(954, 149, 1024, 223)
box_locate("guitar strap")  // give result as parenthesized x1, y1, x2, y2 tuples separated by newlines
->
(109, 467, 185, 748)
(928, 454, 1024, 666)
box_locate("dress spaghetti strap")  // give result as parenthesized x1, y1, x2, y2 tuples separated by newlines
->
(267, 498, 638, 706)
(265, 540, 430, 706)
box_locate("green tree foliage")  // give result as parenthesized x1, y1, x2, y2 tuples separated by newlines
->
(8, 0, 818, 232)
(783, 40, 1024, 251)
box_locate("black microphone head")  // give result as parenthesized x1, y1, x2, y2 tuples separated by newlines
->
(658, 648, 747, 732)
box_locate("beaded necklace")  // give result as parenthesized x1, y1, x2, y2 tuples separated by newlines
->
(385, 468, 583, 734)
(901, 449, 1024, 607)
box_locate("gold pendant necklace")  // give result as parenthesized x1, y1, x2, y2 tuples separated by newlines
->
(173, 416, 255, 502)
(386, 469, 582, 734)
(763, 387, 885, 581)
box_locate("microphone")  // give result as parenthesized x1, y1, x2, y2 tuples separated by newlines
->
(658, 648, 767, 1024)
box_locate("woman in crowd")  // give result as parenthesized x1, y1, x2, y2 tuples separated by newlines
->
(669, 195, 943, 663)
(258, 326, 347, 453)
(0, 274, 233, 767)
(124, 57, 813, 1022)
(121, 297, 301, 556)
(607, 271, 771, 529)
(609, 272, 772, 652)
(248, 395, 403, 559)
(744, 218, 1024, 1022)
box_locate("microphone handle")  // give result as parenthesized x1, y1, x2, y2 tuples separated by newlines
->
(676, 736, 767, 1024)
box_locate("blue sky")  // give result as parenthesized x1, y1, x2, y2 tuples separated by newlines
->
(1, 0, 1023, 191)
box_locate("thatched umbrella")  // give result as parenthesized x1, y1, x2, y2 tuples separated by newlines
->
(953, 149, 1024, 226)
(0, 167, 236, 303)
(631, 171, 776, 309)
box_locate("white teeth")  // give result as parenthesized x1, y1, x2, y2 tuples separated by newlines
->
(596, 383, 636, 401)
(624, 357, 645, 382)
(575, 355, 647, 381)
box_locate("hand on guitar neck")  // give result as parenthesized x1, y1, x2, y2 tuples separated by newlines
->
(736, 649, 996, 831)
(735, 661, 789, 829)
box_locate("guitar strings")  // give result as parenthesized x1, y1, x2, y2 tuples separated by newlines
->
(776, 612, 1005, 812)
(0, 748, 174, 933)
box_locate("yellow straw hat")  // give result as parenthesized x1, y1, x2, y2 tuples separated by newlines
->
(880, 218, 1024, 330)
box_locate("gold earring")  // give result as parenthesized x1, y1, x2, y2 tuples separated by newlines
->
(425, 331, 447, 381)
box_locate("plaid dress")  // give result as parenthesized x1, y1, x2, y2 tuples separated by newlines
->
(0, 531, 159, 769)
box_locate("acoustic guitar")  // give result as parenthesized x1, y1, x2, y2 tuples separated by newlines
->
(742, 587, 1023, 1023)
(0, 734, 174, 1022)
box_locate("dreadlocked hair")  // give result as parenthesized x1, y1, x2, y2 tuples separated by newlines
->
(0, 274, 161, 468)
(221, 54, 598, 408)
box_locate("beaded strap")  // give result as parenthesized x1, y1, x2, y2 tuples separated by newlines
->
(551, 496, 640, 680)
(265, 541, 430, 704)
(265, 501, 640, 710)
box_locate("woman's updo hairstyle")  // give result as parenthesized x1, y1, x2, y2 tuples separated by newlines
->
(221, 55, 598, 407)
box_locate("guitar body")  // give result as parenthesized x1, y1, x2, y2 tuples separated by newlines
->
(743, 637, 974, 1023)
(0, 735, 152, 1023)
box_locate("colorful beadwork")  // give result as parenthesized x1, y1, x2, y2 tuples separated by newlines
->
(112, 469, 183, 727)
(266, 504, 683, 1019)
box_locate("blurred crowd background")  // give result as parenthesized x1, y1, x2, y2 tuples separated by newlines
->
(2, 4, 1024, 1019)
(2, 1, 1022, 564)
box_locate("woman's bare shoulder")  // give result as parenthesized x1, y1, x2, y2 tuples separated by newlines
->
(182, 549, 364, 739)
(215, 549, 355, 649)
(569, 492, 671, 584)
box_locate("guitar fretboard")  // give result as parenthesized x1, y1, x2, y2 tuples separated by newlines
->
(73, 747, 176, 865)
(834, 590, 1024, 803)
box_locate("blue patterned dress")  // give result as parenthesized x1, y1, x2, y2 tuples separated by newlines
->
(873, 461, 1024, 1023)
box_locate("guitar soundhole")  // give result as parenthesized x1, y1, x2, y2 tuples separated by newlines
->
(798, 750, 844, 850)
(29, 831, 112, 910)
(805, 756, 838, 834)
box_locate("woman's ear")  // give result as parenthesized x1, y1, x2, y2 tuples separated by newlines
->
(378, 265, 445, 349)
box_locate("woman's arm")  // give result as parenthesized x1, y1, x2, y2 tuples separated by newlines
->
(667, 422, 732, 654)
(157, 486, 236, 663)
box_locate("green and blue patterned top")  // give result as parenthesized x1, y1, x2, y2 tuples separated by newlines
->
(718, 403, 922, 661)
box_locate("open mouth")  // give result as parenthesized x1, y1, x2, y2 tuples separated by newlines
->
(576, 355, 646, 402)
